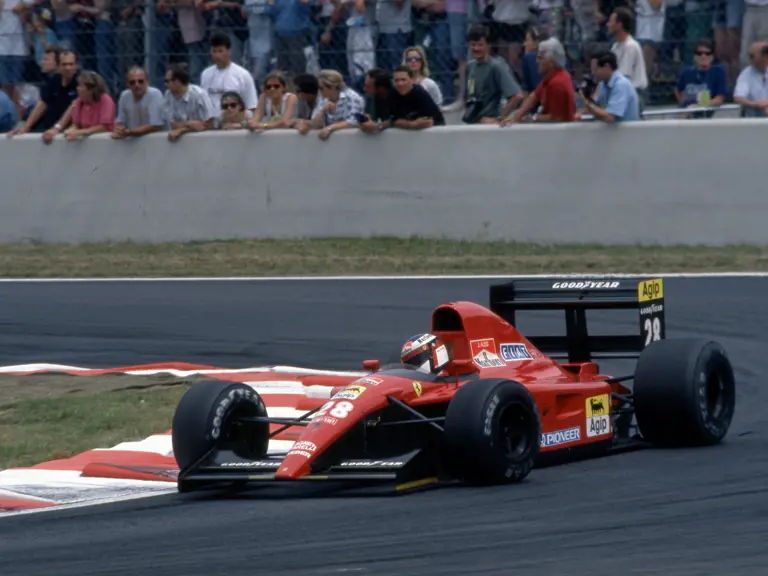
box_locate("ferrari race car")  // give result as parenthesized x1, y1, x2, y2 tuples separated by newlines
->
(171, 277, 736, 493)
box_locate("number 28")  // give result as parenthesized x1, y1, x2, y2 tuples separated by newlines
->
(314, 400, 354, 420)
(644, 317, 661, 346)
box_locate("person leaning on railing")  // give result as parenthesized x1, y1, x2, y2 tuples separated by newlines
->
(575, 51, 641, 123)
(41, 70, 116, 143)
(500, 37, 575, 124)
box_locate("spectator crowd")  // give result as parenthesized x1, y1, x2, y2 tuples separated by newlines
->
(1, 0, 767, 135)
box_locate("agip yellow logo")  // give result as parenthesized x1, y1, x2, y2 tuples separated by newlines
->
(638, 278, 664, 302)
(585, 394, 611, 438)
(586, 394, 610, 418)
(333, 385, 365, 400)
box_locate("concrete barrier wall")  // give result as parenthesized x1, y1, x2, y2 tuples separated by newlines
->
(3, 119, 768, 245)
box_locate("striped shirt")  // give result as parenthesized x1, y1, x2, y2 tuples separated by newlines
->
(164, 84, 217, 124)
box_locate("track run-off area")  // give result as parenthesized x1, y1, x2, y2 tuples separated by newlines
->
(0, 273, 766, 576)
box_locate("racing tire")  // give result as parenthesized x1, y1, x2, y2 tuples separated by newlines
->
(443, 378, 541, 485)
(172, 380, 270, 479)
(633, 339, 736, 447)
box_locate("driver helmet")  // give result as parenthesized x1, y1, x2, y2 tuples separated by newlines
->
(400, 333, 450, 374)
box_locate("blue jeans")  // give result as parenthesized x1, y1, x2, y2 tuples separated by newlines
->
(377, 30, 411, 72)
(150, 16, 174, 88)
(186, 41, 209, 84)
(428, 18, 454, 104)
(96, 20, 118, 93)
(55, 19, 78, 51)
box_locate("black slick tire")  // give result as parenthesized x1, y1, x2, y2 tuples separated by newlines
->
(443, 378, 541, 485)
(172, 380, 270, 475)
(633, 339, 736, 447)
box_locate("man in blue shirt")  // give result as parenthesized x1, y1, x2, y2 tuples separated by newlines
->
(577, 51, 641, 123)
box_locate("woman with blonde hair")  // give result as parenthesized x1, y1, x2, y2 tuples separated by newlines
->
(248, 70, 298, 131)
(298, 69, 365, 141)
(402, 46, 443, 106)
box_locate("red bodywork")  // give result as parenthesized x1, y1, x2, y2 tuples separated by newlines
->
(237, 301, 630, 481)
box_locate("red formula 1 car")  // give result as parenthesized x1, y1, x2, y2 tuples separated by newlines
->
(171, 277, 736, 493)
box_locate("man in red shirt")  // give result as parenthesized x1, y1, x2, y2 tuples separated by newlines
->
(501, 38, 576, 124)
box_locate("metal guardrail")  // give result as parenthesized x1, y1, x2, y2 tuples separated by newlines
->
(580, 104, 742, 121)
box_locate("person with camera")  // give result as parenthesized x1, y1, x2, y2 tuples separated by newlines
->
(576, 51, 641, 123)
(500, 37, 575, 124)
(462, 24, 523, 124)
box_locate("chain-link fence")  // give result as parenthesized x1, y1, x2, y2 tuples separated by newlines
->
(0, 0, 762, 108)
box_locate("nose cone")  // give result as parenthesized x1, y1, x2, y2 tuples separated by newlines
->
(273, 379, 391, 480)
(275, 441, 316, 479)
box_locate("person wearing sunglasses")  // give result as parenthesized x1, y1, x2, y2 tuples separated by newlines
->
(401, 45, 443, 107)
(218, 91, 251, 129)
(674, 39, 728, 118)
(247, 70, 298, 131)
(112, 66, 167, 139)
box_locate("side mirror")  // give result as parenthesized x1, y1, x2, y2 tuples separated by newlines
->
(363, 359, 380, 371)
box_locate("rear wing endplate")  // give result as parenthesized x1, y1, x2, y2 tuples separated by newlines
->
(489, 278, 666, 362)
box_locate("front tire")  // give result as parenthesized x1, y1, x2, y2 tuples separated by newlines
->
(443, 379, 541, 485)
(633, 339, 736, 447)
(172, 380, 270, 475)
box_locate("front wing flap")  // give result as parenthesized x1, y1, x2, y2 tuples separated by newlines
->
(177, 447, 441, 493)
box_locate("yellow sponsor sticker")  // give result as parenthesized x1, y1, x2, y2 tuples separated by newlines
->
(638, 278, 664, 302)
(412, 382, 423, 397)
(586, 394, 611, 438)
(333, 385, 365, 400)
(585, 394, 610, 418)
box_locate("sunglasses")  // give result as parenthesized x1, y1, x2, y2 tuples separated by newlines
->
(695, 50, 712, 56)
(221, 102, 240, 110)
(129, 79, 146, 86)
(406, 56, 421, 61)
(265, 83, 281, 90)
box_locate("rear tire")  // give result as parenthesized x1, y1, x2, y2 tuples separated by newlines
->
(633, 339, 736, 447)
(443, 379, 541, 485)
(172, 380, 270, 475)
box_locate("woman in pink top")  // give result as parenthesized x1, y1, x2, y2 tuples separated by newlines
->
(50, 71, 116, 142)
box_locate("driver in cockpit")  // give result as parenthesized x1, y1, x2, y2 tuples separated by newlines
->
(400, 333, 450, 375)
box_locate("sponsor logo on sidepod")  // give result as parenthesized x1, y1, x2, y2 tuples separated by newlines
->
(541, 427, 581, 447)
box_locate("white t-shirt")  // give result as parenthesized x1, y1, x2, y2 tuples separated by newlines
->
(0, 0, 33, 56)
(492, 0, 531, 24)
(635, 0, 665, 43)
(418, 77, 443, 107)
(200, 62, 259, 111)
(611, 35, 649, 90)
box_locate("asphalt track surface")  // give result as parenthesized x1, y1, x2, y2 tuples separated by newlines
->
(0, 277, 766, 576)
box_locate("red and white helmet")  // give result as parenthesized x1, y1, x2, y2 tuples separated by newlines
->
(400, 333, 450, 374)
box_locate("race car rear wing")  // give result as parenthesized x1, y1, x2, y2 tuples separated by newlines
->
(489, 277, 665, 362)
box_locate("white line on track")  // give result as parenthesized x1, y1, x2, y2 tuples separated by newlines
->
(0, 272, 766, 282)
(0, 490, 178, 520)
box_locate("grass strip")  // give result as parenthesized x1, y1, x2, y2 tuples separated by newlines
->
(1, 238, 767, 277)
(0, 385, 191, 470)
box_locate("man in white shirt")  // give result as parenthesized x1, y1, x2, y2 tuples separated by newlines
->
(200, 30, 259, 112)
(733, 41, 768, 117)
(608, 6, 649, 108)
